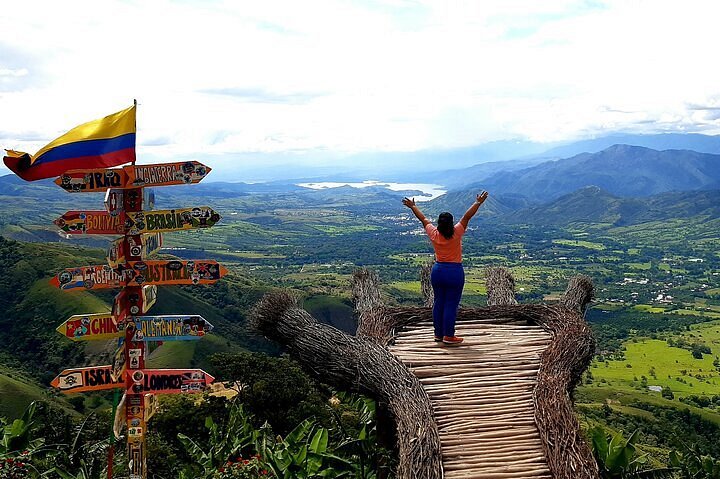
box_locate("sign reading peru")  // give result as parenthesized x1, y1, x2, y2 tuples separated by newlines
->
(51, 365, 124, 393)
(57, 313, 121, 341)
(54, 210, 125, 235)
(128, 369, 214, 394)
(124, 207, 221, 235)
(55, 161, 211, 192)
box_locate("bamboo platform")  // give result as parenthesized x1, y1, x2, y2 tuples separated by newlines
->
(390, 319, 553, 479)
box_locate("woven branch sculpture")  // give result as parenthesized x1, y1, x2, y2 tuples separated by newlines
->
(252, 266, 599, 479)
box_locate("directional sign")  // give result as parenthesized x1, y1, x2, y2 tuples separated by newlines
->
(51, 365, 124, 393)
(126, 260, 228, 287)
(112, 345, 126, 382)
(104, 188, 155, 216)
(126, 315, 213, 342)
(107, 233, 163, 268)
(144, 394, 158, 421)
(51, 265, 131, 290)
(56, 313, 121, 341)
(54, 210, 125, 235)
(55, 161, 211, 193)
(127, 369, 214, 395)
(124, 207, 221, 235)
(55, 168, 128, 193)
(126, 161, 211, 188)
(113, 285, 157, 322)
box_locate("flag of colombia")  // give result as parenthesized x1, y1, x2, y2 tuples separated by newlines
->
(3, 104, 136, 181)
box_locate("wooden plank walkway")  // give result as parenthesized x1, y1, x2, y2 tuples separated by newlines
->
(389, 320, 553, 479)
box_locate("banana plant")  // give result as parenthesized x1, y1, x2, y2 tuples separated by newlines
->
(590, 426, 674, 478)
(178, 403, 267, 476)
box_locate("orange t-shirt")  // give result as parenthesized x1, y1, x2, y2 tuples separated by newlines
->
(424, 223, 465, 263)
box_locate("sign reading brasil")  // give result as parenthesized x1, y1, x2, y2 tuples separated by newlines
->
(51, 260, 228, 290)
(124, 207, 221, 235)
(55, 161, 211, 193)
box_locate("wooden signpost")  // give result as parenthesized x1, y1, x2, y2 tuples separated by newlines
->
(50, 159, 222, 479)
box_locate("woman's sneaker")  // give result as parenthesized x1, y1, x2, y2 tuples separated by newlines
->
(434, 336, 443, 342)
(443, 336, 464, 345)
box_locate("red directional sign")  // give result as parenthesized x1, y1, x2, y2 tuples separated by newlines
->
(127, 369, 214, 395)
(54, 210, 125, 235)
(126, 260, 228, 287)
(51, 365, 124, 393)
(51, 265, 131, 290)
(55, 161, 211, 193)
(52, 261, 227, 290)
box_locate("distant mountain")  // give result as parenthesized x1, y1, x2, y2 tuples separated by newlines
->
(471, 145, 720, 201)
(502, 186, 720, 226)
(535, 133, 720, 160)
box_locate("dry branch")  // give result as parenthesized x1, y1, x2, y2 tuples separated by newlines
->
(251, 290, 443, 479)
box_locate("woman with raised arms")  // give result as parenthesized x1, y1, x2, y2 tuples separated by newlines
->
(402, 191, 489, 345)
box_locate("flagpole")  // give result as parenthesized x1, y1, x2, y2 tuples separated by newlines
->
(132, 99, 137, 166)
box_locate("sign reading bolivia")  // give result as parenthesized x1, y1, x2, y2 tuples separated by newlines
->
(51, 365, 124, 393)
(128, 369, 214, 395)
(54, 210, 125, 235)
(124, 207, 221, 235)
(127, 260, 228, 287)
(107, 233, 163, 268)
(52, 261, 227, 290)
(57, 313, 121, 341)
(55, 161, 211, 193)
(128, 315, 213, 342)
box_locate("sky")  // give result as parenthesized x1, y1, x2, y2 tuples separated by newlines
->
(1, 0, 720, 179)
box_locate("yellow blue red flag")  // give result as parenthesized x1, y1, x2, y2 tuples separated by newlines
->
(3, 104, 136, 181)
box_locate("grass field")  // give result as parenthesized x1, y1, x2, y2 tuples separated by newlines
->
(591, 322, 720, 398)
(553, 239, 606, 250)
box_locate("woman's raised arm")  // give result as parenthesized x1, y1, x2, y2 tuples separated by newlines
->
(402, 197, 431, 227)
(460, 191, 489, 229)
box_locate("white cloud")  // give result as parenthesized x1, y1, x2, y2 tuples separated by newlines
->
(1, 0, 719, 167)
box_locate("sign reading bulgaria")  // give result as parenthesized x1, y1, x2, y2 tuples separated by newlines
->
(124, 207, 221, 235)
(128, 369, 214, 394)
(55, 161, 211, 193)
(51, 365, 124, 393)
(128, 315, 213, 341)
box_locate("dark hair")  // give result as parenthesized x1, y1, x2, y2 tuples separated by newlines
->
(437, 212, 454, 239)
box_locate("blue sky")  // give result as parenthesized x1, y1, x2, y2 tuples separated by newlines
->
(1, 0, 720, 179)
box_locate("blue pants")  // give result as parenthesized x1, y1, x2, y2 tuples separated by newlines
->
(431, 262, 465, 338)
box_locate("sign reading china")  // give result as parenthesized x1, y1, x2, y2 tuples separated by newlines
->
(127, 369, 214, 394)
(56, 313, 121, 341)
(55, 161, 211, 193)
(124, 207, 221, 235)
(54, 210, 125, 235)
(51, 365, 124, 393)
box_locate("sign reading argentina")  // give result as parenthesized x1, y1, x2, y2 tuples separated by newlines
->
(128, 315, 213, 342)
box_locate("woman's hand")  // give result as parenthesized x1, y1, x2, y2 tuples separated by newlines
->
(402, 197, 416, 208)
(476, 191, 489, 205)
